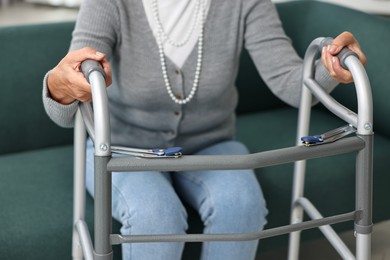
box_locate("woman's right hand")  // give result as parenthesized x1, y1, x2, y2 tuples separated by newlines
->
(47, 47, 112, 104)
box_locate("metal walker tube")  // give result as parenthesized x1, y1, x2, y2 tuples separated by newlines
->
(288, 38, 319, 260)
(80, 61, 113, 260)
(72, 109, 88, 260)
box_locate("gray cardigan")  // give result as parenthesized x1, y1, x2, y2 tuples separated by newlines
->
(43, 0, 336, 154)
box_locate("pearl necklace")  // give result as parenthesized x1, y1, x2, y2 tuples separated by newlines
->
(151, 0, 202, 47)
(152, 0, 205, 105)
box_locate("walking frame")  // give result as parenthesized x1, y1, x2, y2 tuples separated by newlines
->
(71, 37, 373, 260)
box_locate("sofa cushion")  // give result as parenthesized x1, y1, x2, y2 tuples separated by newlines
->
(0, 145, 75, 259)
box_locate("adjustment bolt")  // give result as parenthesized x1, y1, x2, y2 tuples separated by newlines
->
(364, 123, 372, 130)
(100, 144, 108, 151)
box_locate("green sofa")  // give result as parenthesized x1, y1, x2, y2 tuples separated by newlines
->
(0, 1, 389, 259)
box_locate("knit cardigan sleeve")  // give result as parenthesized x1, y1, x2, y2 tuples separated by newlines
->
(243, 0, 337, 108)
(69, 0, 121, 57)
(42, 0, 121, 128)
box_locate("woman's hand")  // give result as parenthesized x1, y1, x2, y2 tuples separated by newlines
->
(47, 47, 112, 104)
(321, 31, 367, 84)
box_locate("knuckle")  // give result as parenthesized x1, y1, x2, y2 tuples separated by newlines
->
(341, 31, 353, 40)
(68, 77, 81, 87)
(345, 75, 353, 83)
(74, 93, 83, 100)
(74, 91, 87, 101)
(342, 31, 352, 37)
(330, 71, 337, 78)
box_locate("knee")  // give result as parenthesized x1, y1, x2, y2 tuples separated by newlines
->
(204, 187, 268, 231)
(227, 191, 267, 226)
(117, 191, 188, 235)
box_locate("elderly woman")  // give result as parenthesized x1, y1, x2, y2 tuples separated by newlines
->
(43, 0, 366, 259)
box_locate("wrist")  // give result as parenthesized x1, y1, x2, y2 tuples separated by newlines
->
(47, 71, 76, 105)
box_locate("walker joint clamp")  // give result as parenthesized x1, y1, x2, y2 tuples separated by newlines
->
(301, 124, 356, 146)
(111, 146, 183, 158)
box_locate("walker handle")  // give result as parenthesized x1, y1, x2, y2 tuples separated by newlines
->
(79, 59, 111, 156)
(80, 59, 106, 83)
(319, 37, 359, 70)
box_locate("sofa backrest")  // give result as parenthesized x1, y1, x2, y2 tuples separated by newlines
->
(0, 22, 75, 155)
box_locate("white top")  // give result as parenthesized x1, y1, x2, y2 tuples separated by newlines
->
(142, 0, 211, 68)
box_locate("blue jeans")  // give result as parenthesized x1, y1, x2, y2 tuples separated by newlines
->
(86, 139, 268, 260)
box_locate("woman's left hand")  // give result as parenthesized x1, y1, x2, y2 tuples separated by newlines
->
(321, 31, 367, 84)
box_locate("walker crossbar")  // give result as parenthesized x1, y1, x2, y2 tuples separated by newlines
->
(72, 36, 373, 260)
(304, 78, 358, 127)
(106, 137, 364, 172)
(110, 210, 357, 244)
(294, 197, 356, 259)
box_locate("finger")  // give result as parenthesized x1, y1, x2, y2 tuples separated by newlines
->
(48, 48, 105, 104)
(73, 88, 93, 103)
(48, 71, 92, 104)
(100, 58, 113, 86)
(348, 45, 367, 66)
(322, 46, 353, 83)
(62, 48, 107, 71)
(58, 67, 92, 98)
(73, 47, 106, 63)
(331, 56, 353, 83)
(72, 49, 112, 87)
(332, 31, 356, 49)
(321, 46, 329, 71)
(329, 32, 367, 66)
(322, 46, 335, 77)
(54, 47, 110, 102)
(328, 31, 357, 55)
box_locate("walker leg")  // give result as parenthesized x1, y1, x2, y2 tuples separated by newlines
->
(356, 233, 371, 260)
(288, 230, 302, 260)
(288, 66, 313, 260)
(288, 160, 306, 260)
(72, 110, 87, 260)
(94, 156, 113, 260)
(355, 134, 373, 260)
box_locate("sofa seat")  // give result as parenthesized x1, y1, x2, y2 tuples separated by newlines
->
(0, 145, 75, 259)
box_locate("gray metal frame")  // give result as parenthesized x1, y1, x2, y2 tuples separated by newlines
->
(71, 37, 373, 260)
(288, 37, 373, 260)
